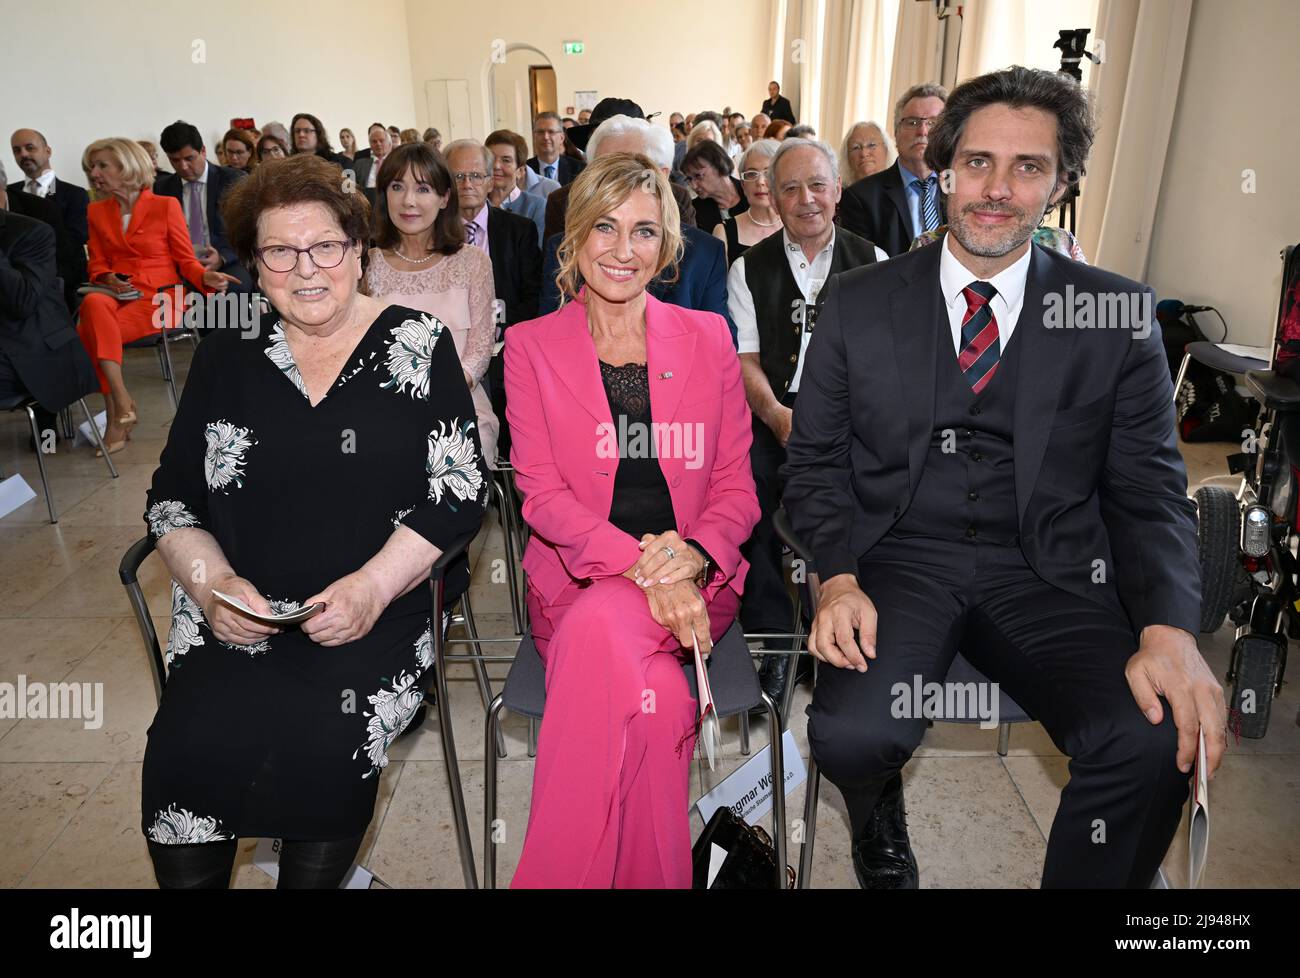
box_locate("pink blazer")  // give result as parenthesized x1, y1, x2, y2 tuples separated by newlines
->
(504, 292, 760, 607)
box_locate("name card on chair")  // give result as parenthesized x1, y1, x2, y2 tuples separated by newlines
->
(0, 474, 37, 520)
(694, 728, 805, 827)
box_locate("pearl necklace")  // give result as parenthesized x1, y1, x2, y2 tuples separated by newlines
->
(747, 212, 781, 227)
(393, 245, 437, 264)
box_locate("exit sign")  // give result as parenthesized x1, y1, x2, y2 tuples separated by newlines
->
(563, 41, 584, 55)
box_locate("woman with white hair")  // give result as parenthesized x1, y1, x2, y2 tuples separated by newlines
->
(712, 138, 783, 266)
(841, 120, 893, 185)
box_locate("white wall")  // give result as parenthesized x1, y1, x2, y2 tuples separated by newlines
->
(1, 0, 417, 187)
(403, 0, 774, 142)
(1146, 0, 1300, 346)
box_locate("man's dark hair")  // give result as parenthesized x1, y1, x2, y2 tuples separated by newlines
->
(681, 139, 733, 177)
(159, 120, 204, 155)
(925, 65, 1095, 201)
(368, 122, 387, 134)
(694, 110, 723, 126)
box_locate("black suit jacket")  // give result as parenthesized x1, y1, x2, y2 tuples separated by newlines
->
(153, 163, 248, 277)
(838, 160, 943, 257)
(782, 240, 1200, 636)
(527, 155, 585, 187)
(761, 94, 797, 124)
(486, 207, 541, 329)
(0, 210, 97, 411)
(6, 177, 88, 309)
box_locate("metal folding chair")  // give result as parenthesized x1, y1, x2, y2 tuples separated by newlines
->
(0, 394, 118, 523)
(482, 619, 788, 888)
(772, 508, 1033, 889)
(118, 528, 486, 888)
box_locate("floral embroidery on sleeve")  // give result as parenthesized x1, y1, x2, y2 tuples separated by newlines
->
(203, 420, 256, 492)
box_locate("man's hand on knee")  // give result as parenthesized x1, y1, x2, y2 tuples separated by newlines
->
(1125, 625, 1227, 778)
(808, 574, 877, 672)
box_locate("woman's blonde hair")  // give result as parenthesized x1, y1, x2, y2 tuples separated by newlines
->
(81, 137, 155, 192)
(555, 152, 682, 308)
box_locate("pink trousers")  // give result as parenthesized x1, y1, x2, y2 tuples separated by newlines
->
(510, 576, 740, 889)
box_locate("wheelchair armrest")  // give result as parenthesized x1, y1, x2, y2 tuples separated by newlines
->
(1246, 370, 1300, 409)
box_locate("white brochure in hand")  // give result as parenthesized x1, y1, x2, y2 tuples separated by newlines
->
(1188, 727, 1210, 888)
(693, 629, 719, 771)
(211, 590, 324, 626)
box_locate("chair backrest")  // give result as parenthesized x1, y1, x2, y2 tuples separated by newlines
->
(118, 535, 166, 702)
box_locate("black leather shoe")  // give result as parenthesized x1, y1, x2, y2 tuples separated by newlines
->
(851, 775, 919, 889)
(755, 651, 813, 710)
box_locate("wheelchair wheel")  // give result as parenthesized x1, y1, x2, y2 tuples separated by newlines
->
(1195, 486, 1240, 633)
(1230, 634, 1283, 739)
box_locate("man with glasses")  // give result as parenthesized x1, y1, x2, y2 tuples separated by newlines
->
(527, 112, 585, 187)
(446, 139, 540, 459)
(728, 138, 886, 704)
(839, 83, 947, 256)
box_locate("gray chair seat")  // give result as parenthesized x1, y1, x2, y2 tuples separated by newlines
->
(1184, 340, 1268, 377)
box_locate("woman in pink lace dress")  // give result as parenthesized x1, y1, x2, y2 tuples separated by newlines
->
(365, 142, 501, 466)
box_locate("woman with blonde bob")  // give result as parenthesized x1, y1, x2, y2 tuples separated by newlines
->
(78, 138, 237, 455)
(504, 153, 759, 888)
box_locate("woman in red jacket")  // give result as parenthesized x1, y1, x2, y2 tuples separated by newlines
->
(79, 138, 236, 454)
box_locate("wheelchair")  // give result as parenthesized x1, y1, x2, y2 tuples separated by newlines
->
(1194, 245, 1299, 739)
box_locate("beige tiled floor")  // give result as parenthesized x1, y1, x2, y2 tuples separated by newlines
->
(1, 345, 1296, 888)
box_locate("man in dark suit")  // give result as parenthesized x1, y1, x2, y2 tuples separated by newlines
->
(155, 120, 251, 291)
(838, 83, 948, 256)
(9, 128, 89, 312)
(783, 67, 1225, 890)
(348, 123, 392, 210)
(527, 112, 585, 186)
(0, 202, 98, 448)
(447, 138, 542, 461)
(761, 82, 797, 125)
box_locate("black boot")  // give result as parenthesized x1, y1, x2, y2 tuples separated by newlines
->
(851, 774, 919, 889)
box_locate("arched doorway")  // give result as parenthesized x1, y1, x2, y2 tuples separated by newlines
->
(483, 43, 554, 139)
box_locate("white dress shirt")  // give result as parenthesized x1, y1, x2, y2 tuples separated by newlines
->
(938, 232, 1031, 356)
(730, 227, 889, 392)
(25, 168, 57, 198)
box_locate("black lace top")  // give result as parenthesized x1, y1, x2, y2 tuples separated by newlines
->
(599, 360, 677, 539)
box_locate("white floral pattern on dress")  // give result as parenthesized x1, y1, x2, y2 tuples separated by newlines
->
(167, 581, 206, 666)
(426, 419, 484, 506)
(353, 669, 425, 779)
(147, 803, 232, 844)
(390, 504, 417, 529)
(146, 499, 200, 538)
(219, 599, 303, 656)
(265, 322, 310, 401)
(415, 620, 433, 671)
(204, 420, 256, 493)
(381, 314, 445, 400)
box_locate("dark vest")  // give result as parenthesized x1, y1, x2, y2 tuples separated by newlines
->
(744, 228, 877, 396)
(890, 320, 1023, 546)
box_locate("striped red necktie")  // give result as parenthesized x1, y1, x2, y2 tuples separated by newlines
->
(959, 281, 1000, 395)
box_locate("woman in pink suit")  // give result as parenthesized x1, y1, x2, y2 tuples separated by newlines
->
(504, 152, 760, 888)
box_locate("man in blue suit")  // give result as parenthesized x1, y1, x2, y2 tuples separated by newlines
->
(155, 120, 251, 291)
(535, 115, 735, 344)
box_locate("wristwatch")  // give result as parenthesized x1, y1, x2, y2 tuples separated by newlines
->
(685, 538, 716, 588)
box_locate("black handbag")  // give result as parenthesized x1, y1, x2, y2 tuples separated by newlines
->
(691, 807, 795, 889)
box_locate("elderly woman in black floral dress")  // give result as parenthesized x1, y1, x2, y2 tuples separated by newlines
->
(140, 154, 488, 888)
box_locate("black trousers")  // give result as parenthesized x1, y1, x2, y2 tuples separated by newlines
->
(146, 833, 365, 889)
(739, 394, 796, 633)
(807, 535, 1188, 888)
